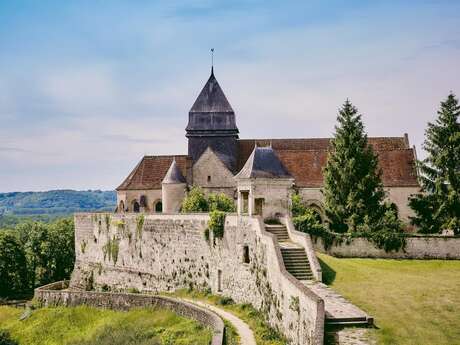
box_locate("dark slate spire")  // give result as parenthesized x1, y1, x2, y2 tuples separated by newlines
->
(188, 69, 235, 115)
(186, 68, 239, 171)
(236, 146, 292, 179)
(162, 158, 186, 184)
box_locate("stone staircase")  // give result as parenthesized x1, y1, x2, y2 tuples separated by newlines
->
(264, 224, 289, 241)
(280, 247, 314, 280)
(265, 221, 372, 329)
(265, 223, 314, 281)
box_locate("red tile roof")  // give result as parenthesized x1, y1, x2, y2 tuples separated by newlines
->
(117, 137, 419, 190)
(237, 137, 419, 188)
(117, 155, 190, 190)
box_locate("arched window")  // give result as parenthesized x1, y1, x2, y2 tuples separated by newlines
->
(155, 201, 163, 213)
(306, 201, 325, 224)
(139, 195, 147, 208)
(119, 201, 125, 213)
(133, 201, 140, 213)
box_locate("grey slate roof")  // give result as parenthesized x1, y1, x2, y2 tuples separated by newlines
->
(235, 146, 292, 179)
(162, 159, 186, 184)
(189, 68, 234, 113)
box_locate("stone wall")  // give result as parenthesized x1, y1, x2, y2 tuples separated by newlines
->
(313, 235, 460, 259)
(34, 281, 224, 345)
(72, 213, 325, 345)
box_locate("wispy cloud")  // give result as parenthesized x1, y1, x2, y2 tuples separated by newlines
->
(0, 0, 459, 191)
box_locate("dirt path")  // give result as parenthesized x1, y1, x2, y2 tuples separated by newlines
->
(182, 298, 257, 345)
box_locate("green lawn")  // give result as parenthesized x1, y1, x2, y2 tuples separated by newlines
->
(0, 305, 212, 345)
(318, 253, 460, 345)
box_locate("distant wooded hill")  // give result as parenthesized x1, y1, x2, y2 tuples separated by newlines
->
(0, 190, 116, 226)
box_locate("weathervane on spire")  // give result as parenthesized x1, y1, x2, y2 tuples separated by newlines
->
(211, 48, 214, 74)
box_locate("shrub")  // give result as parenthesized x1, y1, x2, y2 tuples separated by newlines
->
(181, 187, 209, 213)
(182, 187, 236, 213)
(218, 296, 234, 305)
(208, 193, 236, 212)
(0, 330, 18, 345)
(291, 193, 308, 218)
(208, 210, 226, 239)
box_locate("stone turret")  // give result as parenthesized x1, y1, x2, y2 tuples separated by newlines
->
(162, 159, 187, 213)
(235, 146, 294, 219)
(186, 68, 239, 171)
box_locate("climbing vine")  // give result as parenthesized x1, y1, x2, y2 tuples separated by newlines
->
(136, 214, 145, 239)
(102, 236, 120, 264)
(208, 210, 226, 238)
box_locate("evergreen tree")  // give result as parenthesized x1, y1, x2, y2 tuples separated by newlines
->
(409, 93, 460, 234)
(322, 100, 386, 233)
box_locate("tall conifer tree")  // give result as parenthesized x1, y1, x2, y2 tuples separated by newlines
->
(409, 93, 460, 234)
(323, 100, 386, 233)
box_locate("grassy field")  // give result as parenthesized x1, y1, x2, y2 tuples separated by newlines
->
(0, 305, 212, 345)
(318, 253, 460, 345)
(168, 289, 287, 345)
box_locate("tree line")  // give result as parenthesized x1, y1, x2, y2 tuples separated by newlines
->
(0, 218, 74, 299)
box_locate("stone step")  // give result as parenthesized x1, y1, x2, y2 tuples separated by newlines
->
(264, 224, 286, 228)
(281, 253, 308, 257)
(284, 264, 311, 270)
(267, 230, 289, 234)
(283, 257, 310, 263)
(286, 270, 313, 276)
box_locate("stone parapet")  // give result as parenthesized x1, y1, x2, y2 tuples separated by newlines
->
(313, 235, 460, 259)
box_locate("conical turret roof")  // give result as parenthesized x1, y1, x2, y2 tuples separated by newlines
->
(189, 69, 234, 113)
(162, 159, 186, 184)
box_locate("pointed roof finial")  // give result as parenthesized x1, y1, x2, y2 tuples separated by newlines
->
(211, 48, 214, 76)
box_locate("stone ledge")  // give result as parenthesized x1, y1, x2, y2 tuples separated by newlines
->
(34, 282, 225, 345)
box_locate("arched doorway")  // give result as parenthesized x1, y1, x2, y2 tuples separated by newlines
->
(133, 201, 140, 213)
(119, 200, 125, 213)
(155, 201, 163, 213)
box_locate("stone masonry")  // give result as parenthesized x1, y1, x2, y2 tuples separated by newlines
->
(71, 213, 325, 345)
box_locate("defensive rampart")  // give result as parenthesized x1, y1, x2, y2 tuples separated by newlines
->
(71, 213, 325, 345)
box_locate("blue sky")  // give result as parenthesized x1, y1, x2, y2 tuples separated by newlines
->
(1, 0, 459, 192)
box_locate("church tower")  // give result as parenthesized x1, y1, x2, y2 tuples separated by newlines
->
(186, 68, 239, 171)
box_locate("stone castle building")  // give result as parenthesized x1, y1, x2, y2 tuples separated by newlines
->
(116, 68, 420, 223)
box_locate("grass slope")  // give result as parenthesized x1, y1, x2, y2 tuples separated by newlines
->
(0, 305, 212, 345)
(318, 253, 460, 345)
(168, 289, 287, 345)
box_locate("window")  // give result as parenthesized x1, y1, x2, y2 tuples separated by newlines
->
(217, 270, 222, 292)
(255, 198, 264, 215)
(155, 201, 163, 213)
(207, 175, 211, 183)
(139, 195, 147, 207)
(241, 191, 249, 214)
(243, 245, 250, 264)
(133, 201, 140, 213)
(119, 200, 125, 213)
